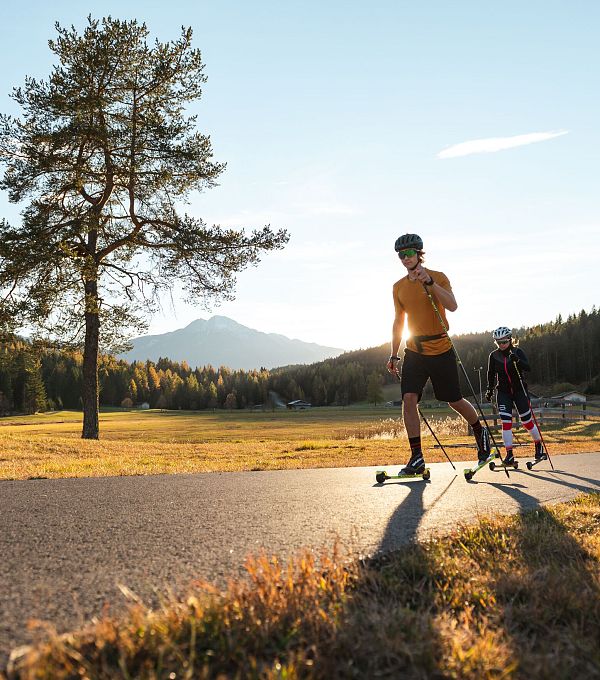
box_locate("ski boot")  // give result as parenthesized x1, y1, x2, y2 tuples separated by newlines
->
(477, 427, 492, 461)
(535, 440, 547, 461)
(490, 449, 518, 471)
(376, 452, 431, 483)
(400, 452, 426, 476)
(526, 440, 548, 470)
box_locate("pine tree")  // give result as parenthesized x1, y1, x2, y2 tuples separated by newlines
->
(23, 353, 47, 414)
(0, 17, 288, 438)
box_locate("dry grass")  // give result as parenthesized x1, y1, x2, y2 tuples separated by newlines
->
(6, 493, 600, 679)
(0, 409, 598, 480)
(343, 414, 466, 439)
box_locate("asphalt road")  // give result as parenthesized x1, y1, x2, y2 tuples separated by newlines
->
(1, 452, 599, 667)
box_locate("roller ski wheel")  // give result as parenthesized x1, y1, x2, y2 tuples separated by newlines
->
(375, 471, 388, 484)
(489, 461, 496, 471)
(464, 452, 498, 481)
(376, 468, 430, 483)
(526, 455, 548, 471)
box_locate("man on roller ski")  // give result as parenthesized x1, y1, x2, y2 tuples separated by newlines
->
(485, 327, 545, 465)
(386, 233, 492, 476)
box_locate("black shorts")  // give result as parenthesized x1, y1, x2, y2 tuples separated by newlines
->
(401, 348, 462, 403)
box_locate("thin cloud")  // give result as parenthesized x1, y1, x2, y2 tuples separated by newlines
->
(438, 130, 569, 159)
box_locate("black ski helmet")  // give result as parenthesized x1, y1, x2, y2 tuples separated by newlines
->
(394, 233, 423, 252)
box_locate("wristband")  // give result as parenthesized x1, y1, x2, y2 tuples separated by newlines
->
(389, 356, 400, 362)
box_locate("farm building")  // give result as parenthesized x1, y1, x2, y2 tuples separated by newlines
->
(549, 391, 587, 404)
(287, 400, 312, 410)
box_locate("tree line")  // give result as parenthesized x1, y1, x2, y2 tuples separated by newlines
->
(1, 306, 598, 414)
(0, 340, 373, 413)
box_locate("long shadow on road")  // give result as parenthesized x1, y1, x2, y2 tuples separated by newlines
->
(322, 476, 458, 677)
(326, 474, 461, 677)
(520, 468, 600, 496)
(375, 478, 427, 551)
(377, 474, 458, 551)
(545, 468, 600, 488)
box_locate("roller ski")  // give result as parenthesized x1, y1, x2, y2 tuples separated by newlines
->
(376, 453, 431, 483)
(463, 428, 505, 480)
(526, 441, 548, 470)
(489, 451, 518, 471)
(376, 468, 431, 483)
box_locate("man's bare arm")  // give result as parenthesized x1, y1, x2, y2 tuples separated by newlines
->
(391, 311, 405, 357)
(428, 282, 457, 311)
(387, 288, 405, 373)
(412, 265, 458, 312)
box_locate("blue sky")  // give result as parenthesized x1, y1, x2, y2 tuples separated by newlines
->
(0, 1, 598, 350)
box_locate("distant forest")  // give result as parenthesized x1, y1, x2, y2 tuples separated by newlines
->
(1, 307, 599, 414)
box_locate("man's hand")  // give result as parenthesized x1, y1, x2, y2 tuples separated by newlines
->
(387, 356, 401, 376)
(409, 264, 434, 286)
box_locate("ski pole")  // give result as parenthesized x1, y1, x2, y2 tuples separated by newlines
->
(418, 407, 456, 469)
(512, 359, 554, 470)
(421, 283, 509, 478)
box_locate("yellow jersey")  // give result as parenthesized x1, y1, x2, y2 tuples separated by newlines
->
(393, 269, 453, 355)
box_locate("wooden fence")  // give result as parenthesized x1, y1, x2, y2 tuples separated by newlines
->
(474, 403, 599, 431)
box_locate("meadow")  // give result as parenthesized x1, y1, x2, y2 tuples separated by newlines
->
(0, 407, 598, 480)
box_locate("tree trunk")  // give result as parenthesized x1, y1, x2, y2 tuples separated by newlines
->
(82, 276, 100, 439)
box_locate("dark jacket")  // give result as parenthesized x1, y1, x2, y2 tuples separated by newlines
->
(486, 346, 530, 395)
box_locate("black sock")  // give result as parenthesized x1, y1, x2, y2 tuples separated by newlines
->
(408, 435, 422, 458)
(471, 420, 483, 445)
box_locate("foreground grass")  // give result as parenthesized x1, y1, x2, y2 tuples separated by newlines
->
(6, 493, 600, 679)
(1, 409, 598, 480)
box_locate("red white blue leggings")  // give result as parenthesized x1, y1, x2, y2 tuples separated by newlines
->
(496, 390, 541, 450)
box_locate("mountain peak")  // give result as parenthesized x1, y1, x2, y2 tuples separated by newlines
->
(184, 316, 244, 332)
(207, 315, 242, 329)
(122, 317, 344, 370)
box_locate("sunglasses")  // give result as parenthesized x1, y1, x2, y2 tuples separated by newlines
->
(497, 339, 511, 344)
(397, 248, 418, 259)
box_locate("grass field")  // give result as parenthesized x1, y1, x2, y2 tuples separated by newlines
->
(0, 407, 598, 480)
(6, 492, 600, 679)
